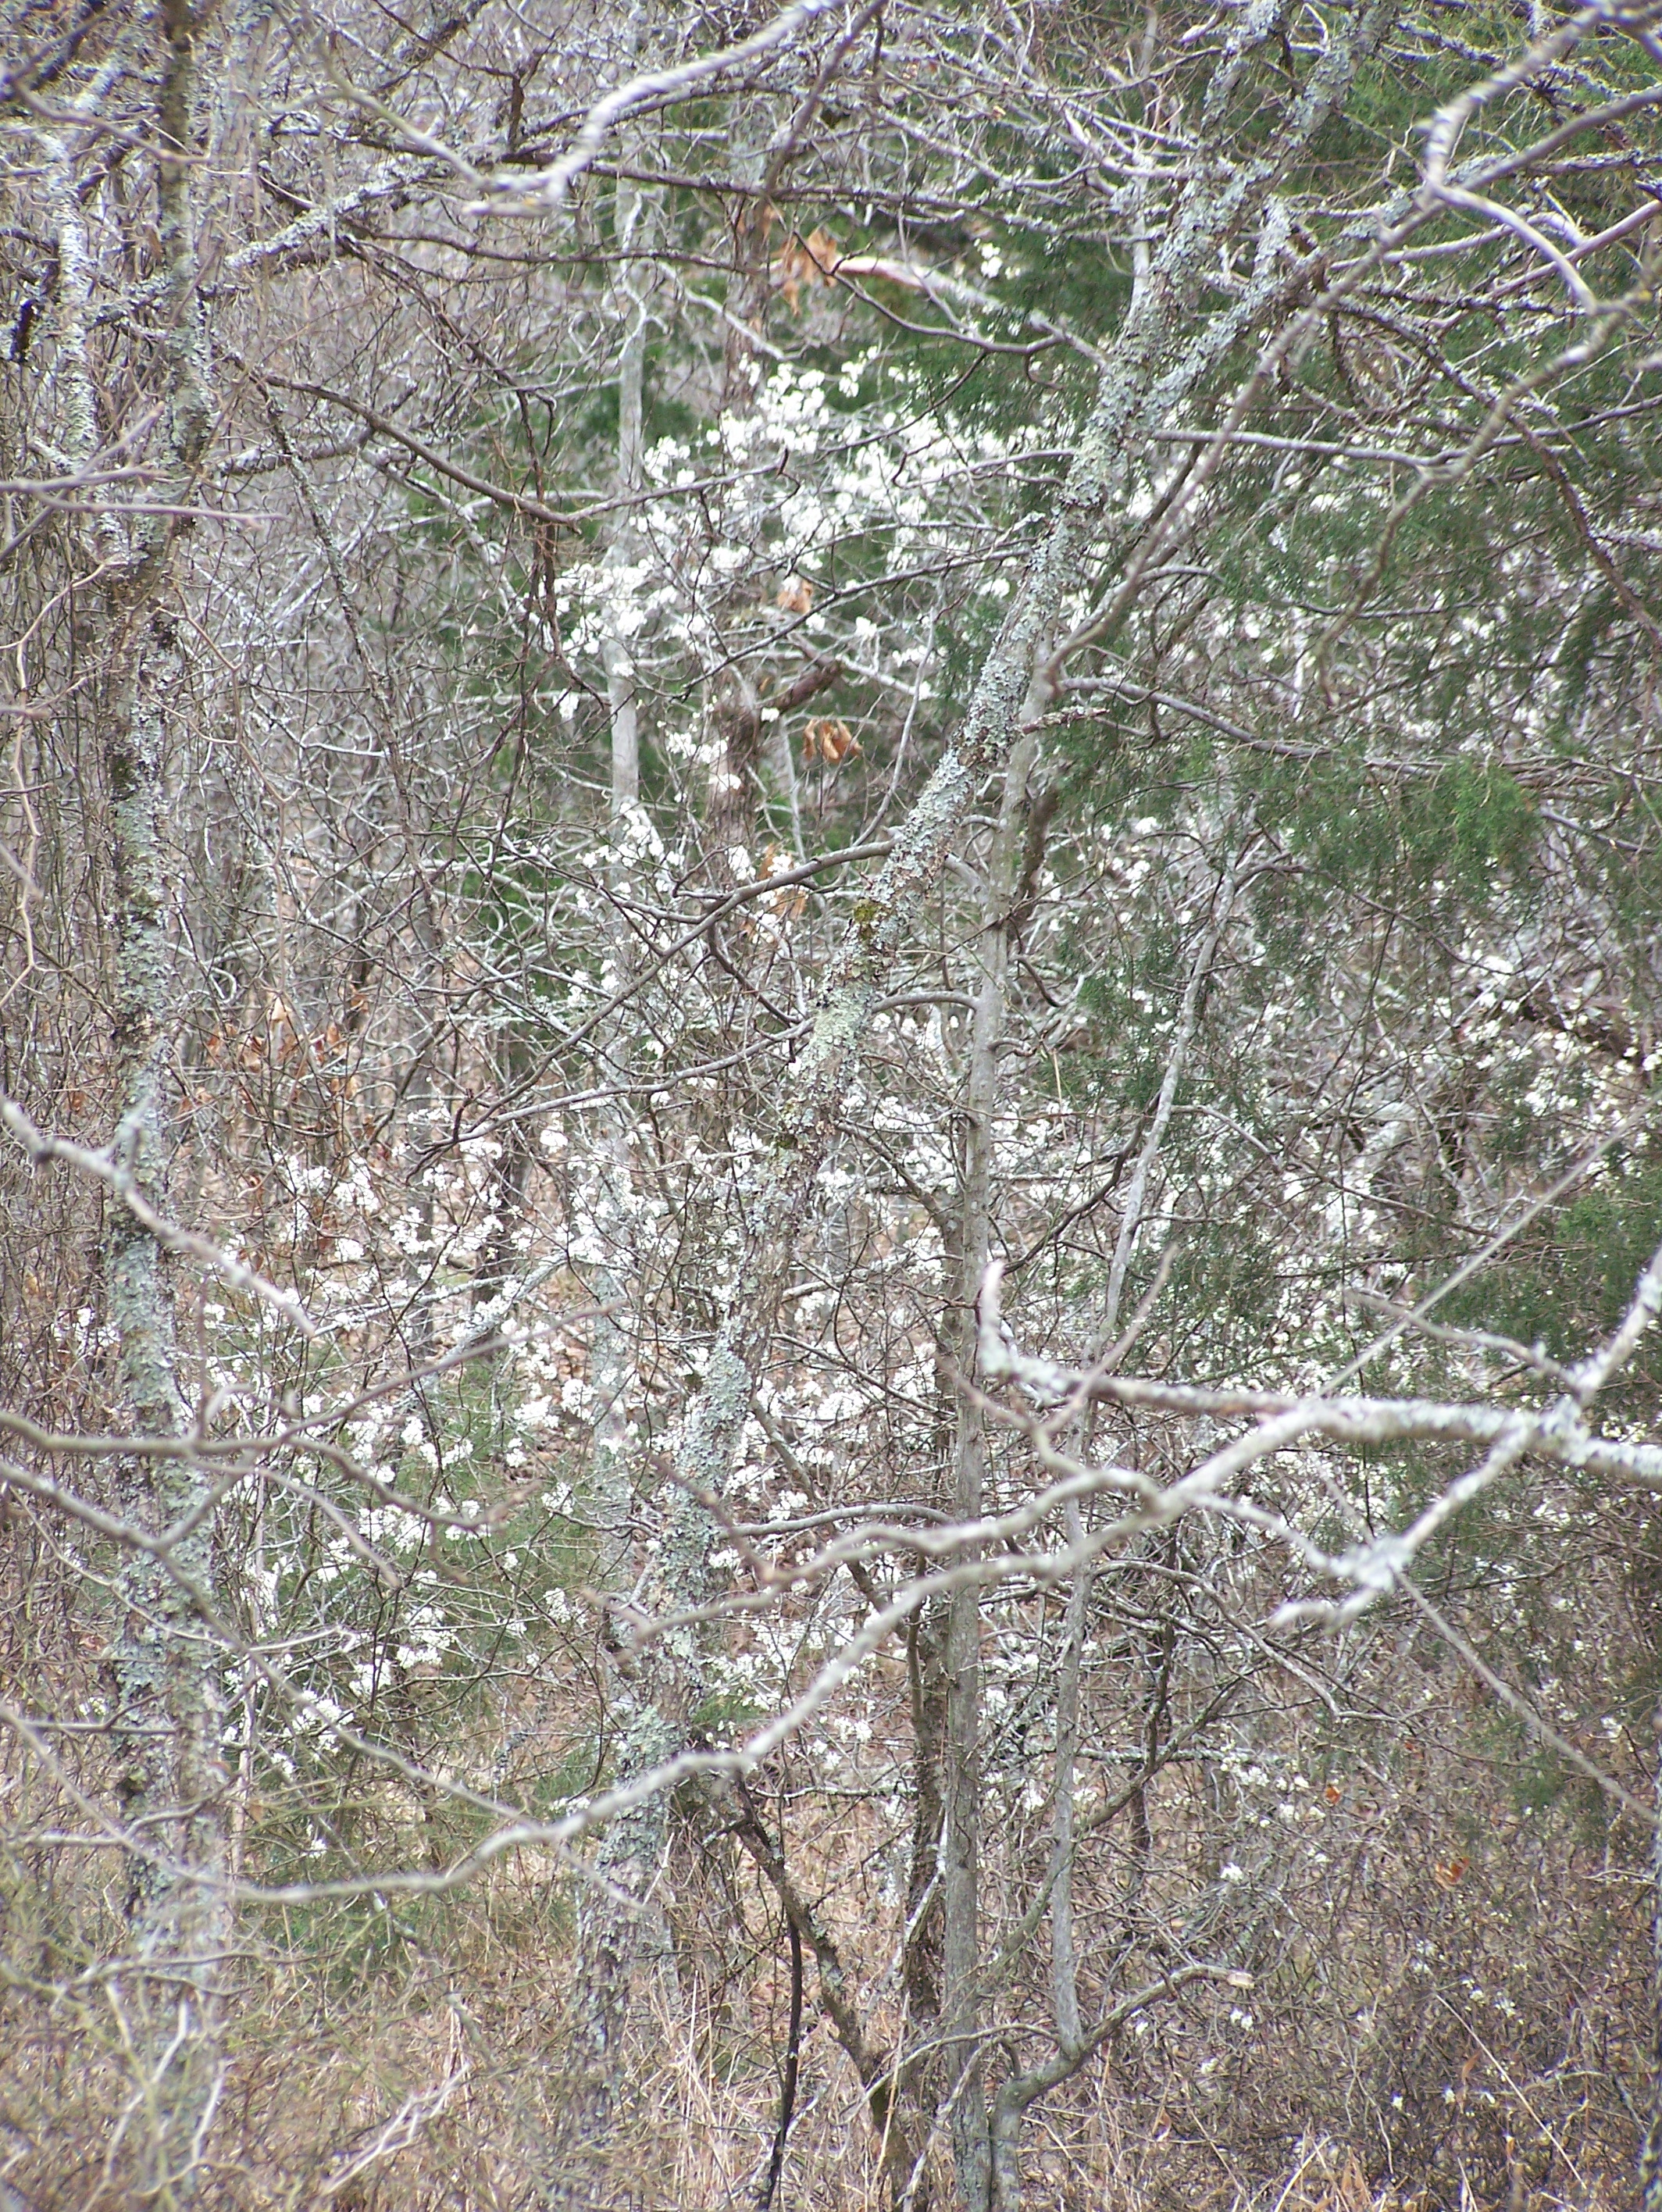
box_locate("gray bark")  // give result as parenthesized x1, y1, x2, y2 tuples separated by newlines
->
(89, 1, 232, 2195)
(1646, 1711, 1662, 2210)
(1047, 1520, 1088, 2063)
(562, 152, 679, 2198)
(942, 725, 1043, 2210)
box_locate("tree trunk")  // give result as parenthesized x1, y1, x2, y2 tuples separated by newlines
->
(563, 155, 676, 2199)
(97, 6, 233, 2192)
(1644, 1714, 1662, 2210)
(107, 602, 232, 2206)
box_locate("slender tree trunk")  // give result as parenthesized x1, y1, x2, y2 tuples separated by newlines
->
(590, 162, 649, 1576)
(107, 601, 233, 2205)
(562, 157, 676, 2196)
(986, 851, 1235, 2209)
(1644, 1705, 1662, 2210)
(91, 3, 233, 2194)
(942, 726, 1042, 2211)
(901, 1592, 947, 2153)
(707, 91, 775, 885)
(1048, 1518, 1088, 2063)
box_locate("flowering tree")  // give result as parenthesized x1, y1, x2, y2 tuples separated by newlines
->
(4, 0, 1662, 2205)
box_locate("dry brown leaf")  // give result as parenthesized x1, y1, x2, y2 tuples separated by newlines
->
(803, 715, 860, 766)
(750, 844, 808, 923)
(774, 226, 841, 310)
(1338, 2147, 1371, 2212)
